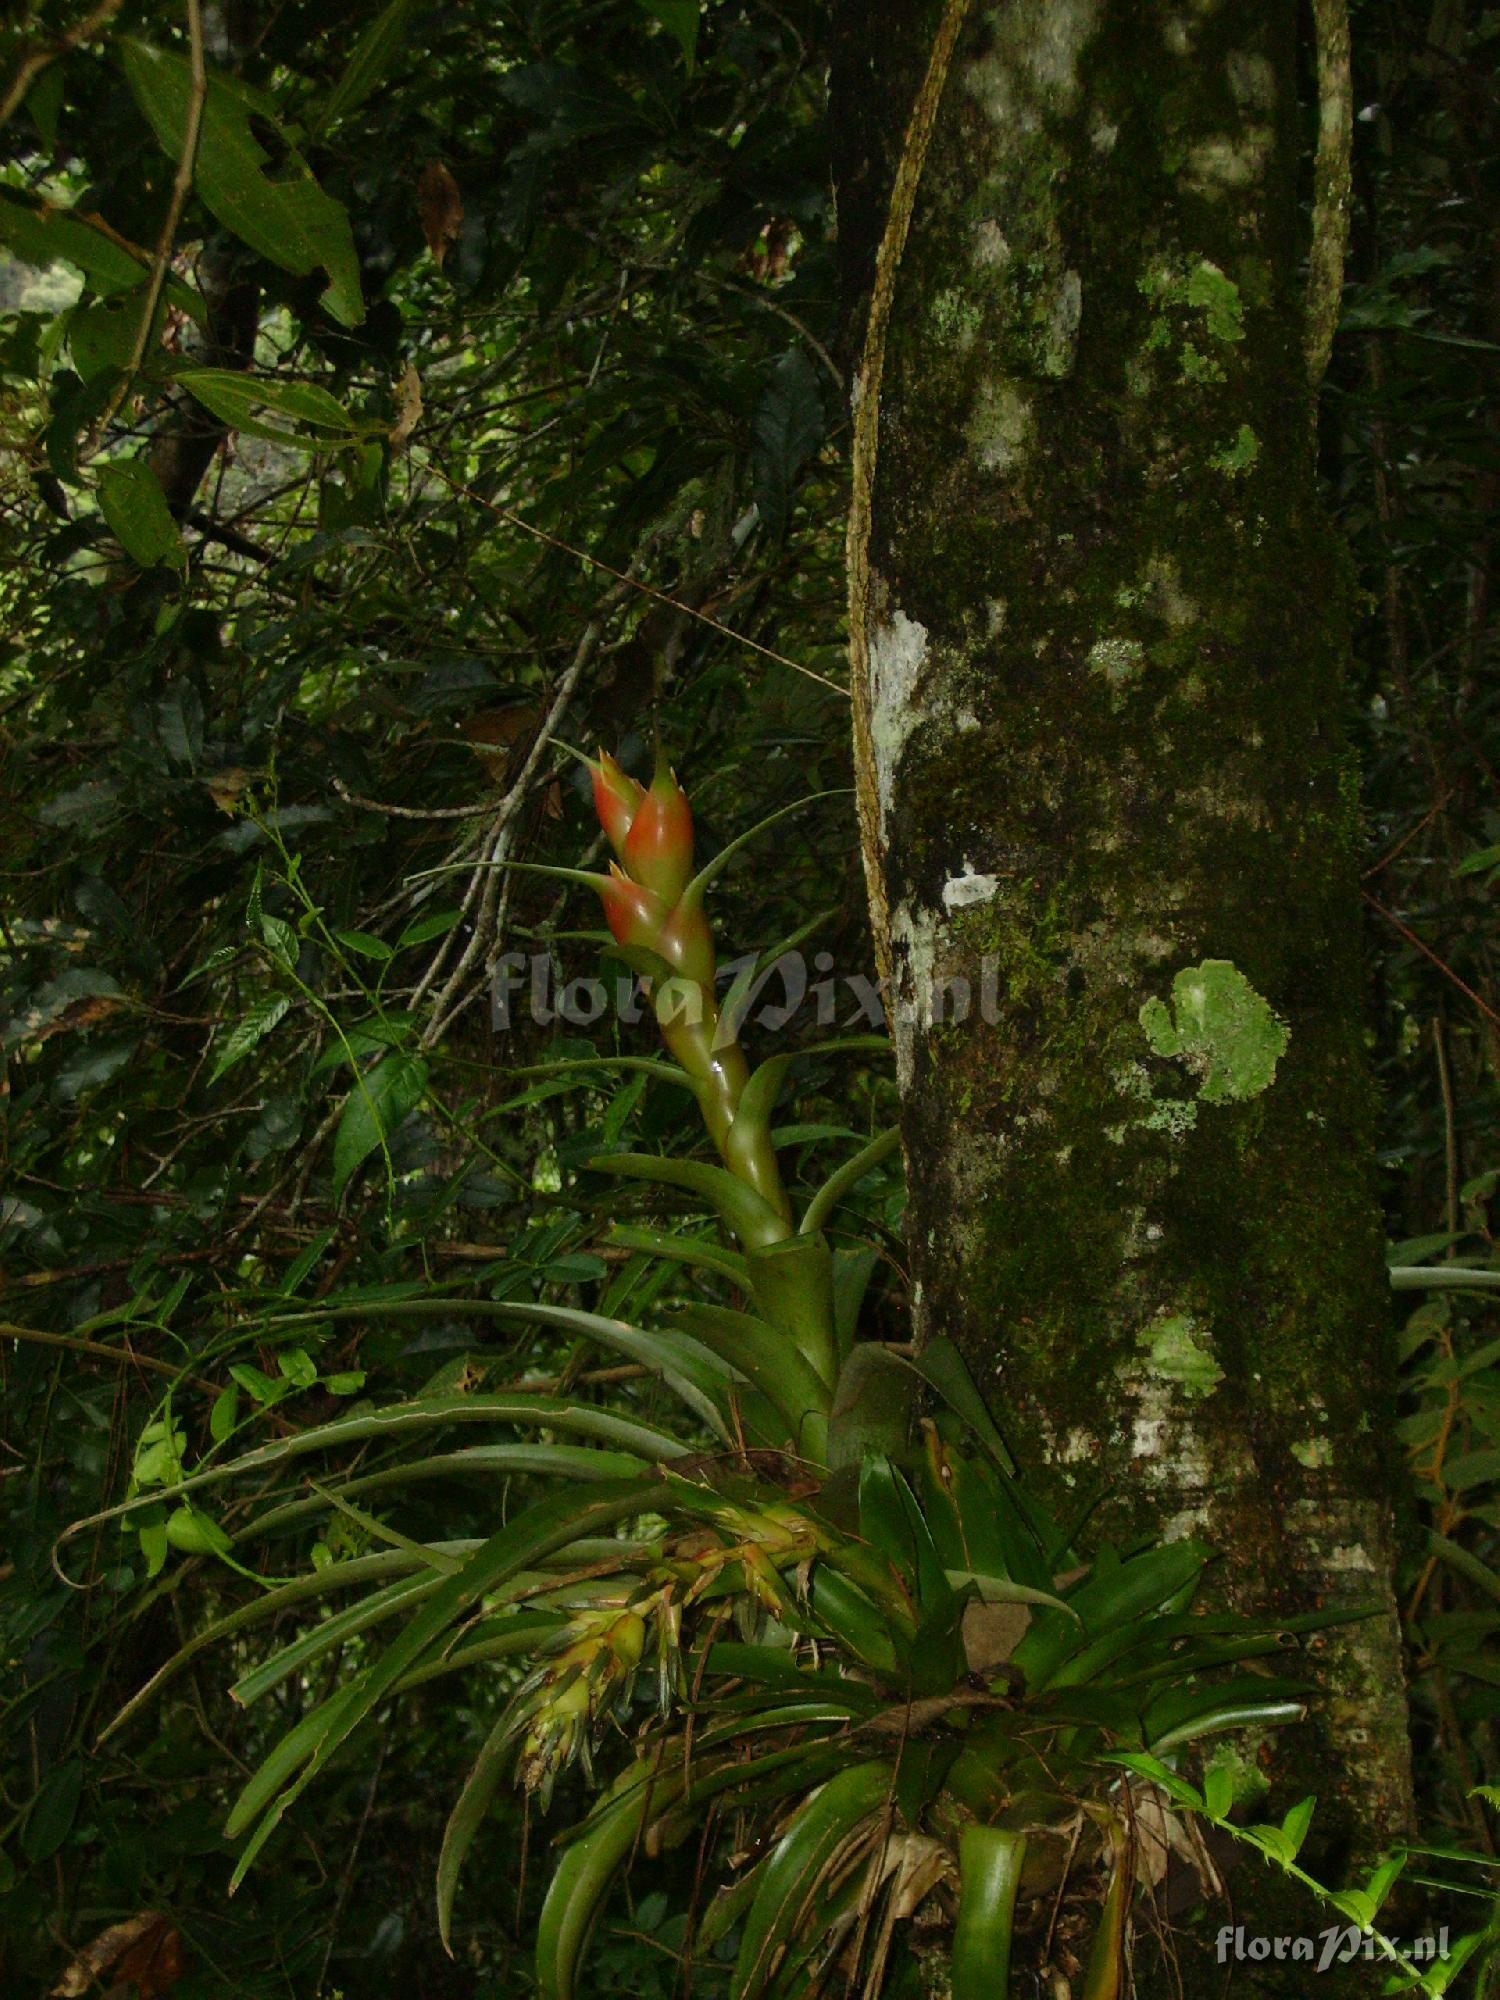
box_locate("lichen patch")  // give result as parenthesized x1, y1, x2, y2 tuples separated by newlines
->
(966, 379, 1034, 473)
(943, 862, 1000, 911)
(1140, 959, 1289, 1104)
(868, 604, 929, 841)
(1138, 1312, 1225, 1396)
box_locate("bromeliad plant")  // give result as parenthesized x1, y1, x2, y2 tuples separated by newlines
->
(85, 753, 1402, 1997)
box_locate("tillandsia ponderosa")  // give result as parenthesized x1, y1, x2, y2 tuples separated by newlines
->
(79, 755, 1420, 1999)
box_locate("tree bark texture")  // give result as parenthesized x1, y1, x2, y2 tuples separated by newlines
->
(833, 1, 1412, 1984)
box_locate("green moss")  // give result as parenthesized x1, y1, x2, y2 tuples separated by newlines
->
(1209, 423, 1260, 475)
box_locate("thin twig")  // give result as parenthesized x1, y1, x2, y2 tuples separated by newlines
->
(0, 0, 129, 133)
(421, 459, 847, 698)
(420, 595, 631, 1043)
(0, 1320, 212, 1390)
(332, 777, 495, 822)
(96, 0, 208, 444)
(1363, 889, 1500, 1031)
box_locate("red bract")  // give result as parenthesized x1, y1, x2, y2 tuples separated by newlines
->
(591, 751, 643, 859)
(622, 764, 694, 904)
(597, 868, 667, 951)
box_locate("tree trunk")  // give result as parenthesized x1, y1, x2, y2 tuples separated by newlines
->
(833, 0, 1411, 1984)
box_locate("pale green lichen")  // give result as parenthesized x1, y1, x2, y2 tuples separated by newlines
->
(1040, 269, 1083, 376)
(1181, 259, 1245, 341)
(930, 288, 983, 349)
(1210, 423, 1260, 475)
(1140, 1311, 1224, 1395)
(966, 380, 1034, 472)
(1087, 635, 1144, 694)
(1291, 1436, 1333, 1469)
(1140, 959, 1289, 1104)
(1184, 129, 1273, 192)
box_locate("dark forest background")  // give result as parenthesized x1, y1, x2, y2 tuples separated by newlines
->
(0, 1, 1497, 1993)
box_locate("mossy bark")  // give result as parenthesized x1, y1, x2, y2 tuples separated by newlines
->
(833, 2, 1412, 1988)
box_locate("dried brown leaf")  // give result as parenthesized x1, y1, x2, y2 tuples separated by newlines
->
(417, 159, 463, 269)
(390, 359, 423, 450)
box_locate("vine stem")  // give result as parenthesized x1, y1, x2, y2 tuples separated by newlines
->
(846, 0, 974, 984)
(93, 0, 208, 450)
(1305, 0, 1353, 387)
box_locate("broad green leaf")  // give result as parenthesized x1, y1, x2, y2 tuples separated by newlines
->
(228, 1362, 286, 1405)
(1202, 1762, 1234, 1819)
(314, 0, 422, 131)
(23, 1760, 84, 1863)
(69, 289, 158, 384)
(277, 1346, 317, 1388)
(97, 458, 186, 570)
(332, 1053, 428, 1194)
(165, 1504, 232, 1556)
(260, 913, 299, 967)
(397, 906, 463, 948)
(952, 1827, 1027, 2000)
(635, 0, 700, 65)
(210, 994, 290, 1084)
(121, 40, 363, 325)
(209, 1385, 239, 1442)
(138, 1511, 169, 1579)
(177, 368, 362, 448)
(335, 928, 393, 962)
(0, 192, 203, 315)
(751, 347, 825, 537)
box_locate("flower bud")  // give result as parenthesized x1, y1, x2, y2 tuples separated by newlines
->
(623, 760, 694, 904)
(591, 750, 643, 860)
(597, 866, 669, 951)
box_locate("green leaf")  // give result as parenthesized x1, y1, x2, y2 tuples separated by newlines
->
(314, 0, 422, 131)
(952, 1827, 1027, 2000)
(277, 1346, 318, 1388)
(1202, 1761, 1234, 1819)
(336, 928, 394, 962)
(0, 192, 203, 315)
(260, 914, 299, 968)
(731, 1761, 892, 2000)
(397, 906, 463, 948)
(165, 1504, 232, 1556)
(177, 368, 363, 448)
(226, 1480, 662, 1876)
(228, 1362, 286, 1406)
(752, 347, 825, 537)
(635, 0, 699, 66)
(23, 1761, 84, 1863)
(138, 1511, 170, 1579)
(668, 1301, 827, 1454)
(97, 458, 187, 570)
(800, 1128, 901, 1237)
(332, 1053, 428, 1195)
(592, 1151, 789, 1251)
(209, 1385, 240, 1443)
(69, 289, 158, 384)
(210, 994, 291, 1084)
(120, 40, 363, 325)
(536, 1755, 690, 2000)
